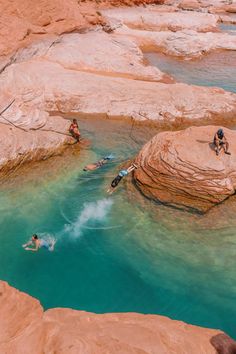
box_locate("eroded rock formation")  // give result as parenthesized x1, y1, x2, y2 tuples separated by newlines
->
(0, 280, 232, 354)
(134, 126, 236, 212)
(0, 0, 235, 176)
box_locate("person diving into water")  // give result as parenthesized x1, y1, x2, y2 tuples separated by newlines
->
(22, 234, 55, 252)
(107, 163, 138, 194)
(83, 154, 114, 171)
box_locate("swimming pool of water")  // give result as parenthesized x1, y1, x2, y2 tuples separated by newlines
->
(144, 51, 236, 93)
(1, 117, 236, 338)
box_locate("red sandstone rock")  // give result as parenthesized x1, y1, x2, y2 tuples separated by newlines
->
(0, 280, 229, 353)
(0, 0, 164, 59)
(134, 126, 236, 212)
(178, 0, 202, 11)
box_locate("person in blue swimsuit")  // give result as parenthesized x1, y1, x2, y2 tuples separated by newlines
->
(23, 234, 55, 252)
(107, 163, 138, 194)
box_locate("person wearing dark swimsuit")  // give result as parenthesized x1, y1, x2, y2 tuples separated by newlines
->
(213, 129, 231, 156)
(107, 163, 138, 194)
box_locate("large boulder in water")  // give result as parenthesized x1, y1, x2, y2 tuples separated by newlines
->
(134, 126, 236, 212)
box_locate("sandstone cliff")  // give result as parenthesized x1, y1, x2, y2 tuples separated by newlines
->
(0, 0, 236, 176)
(1, 280, 235, 354)
(134, 126, 236, 212)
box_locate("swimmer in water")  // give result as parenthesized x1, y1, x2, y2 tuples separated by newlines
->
(83, 155, 114, 171)
(22, 234, 55, 252)
(107, 163, 138, 194)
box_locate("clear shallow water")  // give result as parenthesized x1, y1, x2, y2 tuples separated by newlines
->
(1, 117, 236, 338)
(145, 51, 236, 93)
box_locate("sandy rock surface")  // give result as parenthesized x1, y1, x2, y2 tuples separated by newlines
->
(0, 0, 236, 175)
(0, 0, 165, 59)
(0, 280, 225, 354)
(102, 7, 219, 32)
(116, 24, 236, 57)
(103, 7, 236, 58)
(2, 59, 236, 123)
(134, 126, 236, 212)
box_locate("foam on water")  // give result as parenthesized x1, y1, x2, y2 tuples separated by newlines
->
(64, 198, 113, 239)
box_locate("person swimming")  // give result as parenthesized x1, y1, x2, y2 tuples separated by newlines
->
(213, 128, 231, 156)
(22, 234, 55, 252)
(107, 163, 138, 194)
(83, 154, 114, 171)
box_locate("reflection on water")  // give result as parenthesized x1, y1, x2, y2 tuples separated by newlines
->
(144, 51, 236, 93)
(0, 117, 236, 338)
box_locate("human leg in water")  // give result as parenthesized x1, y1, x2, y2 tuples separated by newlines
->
(40, 238, 56, 251)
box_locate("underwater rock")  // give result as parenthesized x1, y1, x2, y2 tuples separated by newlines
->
(0, 280, 227, 354)
(134, 126, 236, 212)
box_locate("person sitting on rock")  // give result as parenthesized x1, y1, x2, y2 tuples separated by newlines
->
(107, 163, 138, 194)
(213, 129, 231, 156)
(69, 119, 81, 143)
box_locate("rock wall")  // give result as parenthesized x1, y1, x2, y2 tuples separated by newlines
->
(134, 126, 236, 212)
(0, 280, 232, 354)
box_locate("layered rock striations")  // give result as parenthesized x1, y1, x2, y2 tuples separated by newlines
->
(0, 280, 233, 354)
(134, 126, 236, 212)
(0, 0, 235, 176)
(102, 7, 236, 58)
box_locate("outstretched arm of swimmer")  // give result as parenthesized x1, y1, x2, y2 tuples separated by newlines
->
(25, 243, 39, 252)
(22, 240, 33, 248)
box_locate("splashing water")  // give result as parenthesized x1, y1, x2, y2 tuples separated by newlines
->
(39, 233, 57, 251)
(64, 198, 113, 239)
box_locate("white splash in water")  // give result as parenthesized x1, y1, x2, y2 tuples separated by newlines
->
(39, 233, 57, 251)
(64, 198, 113, 238)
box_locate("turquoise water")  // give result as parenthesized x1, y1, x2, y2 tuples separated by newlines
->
(1, 117, 236, 338)
(145, 51, 236, 93)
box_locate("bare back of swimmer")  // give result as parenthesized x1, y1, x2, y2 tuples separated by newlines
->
(83, 155, 114, 171)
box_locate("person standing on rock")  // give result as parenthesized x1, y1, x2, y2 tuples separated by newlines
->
(69, 119, 81, 143)
(213, 129, 231, 156)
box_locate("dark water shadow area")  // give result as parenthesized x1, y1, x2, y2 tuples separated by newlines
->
(0, 116, 236, 339)
(144, 51, 236, 93)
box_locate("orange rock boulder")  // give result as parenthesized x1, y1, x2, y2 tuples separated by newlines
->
(0, 280, 231, 354)
(134, 126, 236, 212)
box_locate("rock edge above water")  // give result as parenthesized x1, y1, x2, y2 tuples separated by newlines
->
(135, 126, 236, 212)
(1, 280, 235, 354)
